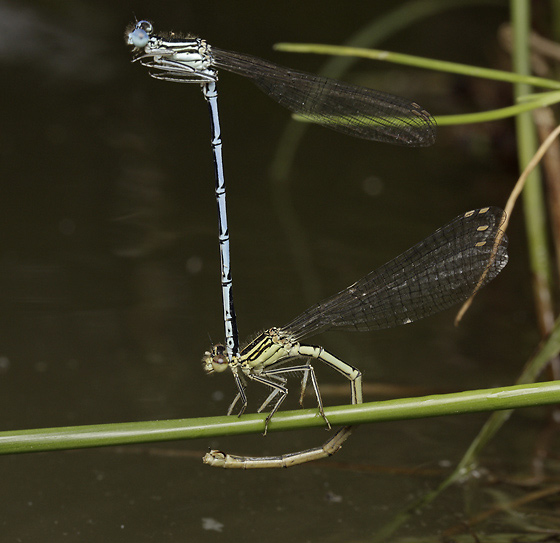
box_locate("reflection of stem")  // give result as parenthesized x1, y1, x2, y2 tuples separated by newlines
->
(372, 368, 560, 541)
(442, 484, 560, 538)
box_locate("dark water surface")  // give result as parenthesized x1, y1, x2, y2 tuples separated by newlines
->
(1, 1, 551, 541)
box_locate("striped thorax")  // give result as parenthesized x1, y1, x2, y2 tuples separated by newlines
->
(127, 20, 216, 83)
(203, 328, 295, 377)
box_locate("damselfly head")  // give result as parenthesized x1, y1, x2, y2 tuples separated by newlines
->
(126, 20, 153, 49)
(202, 344, 230, 374)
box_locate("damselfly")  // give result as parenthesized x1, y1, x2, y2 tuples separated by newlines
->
(202, 207, 508, 468)
(126, 20, 437, 361)
(126, 20, 436, 145)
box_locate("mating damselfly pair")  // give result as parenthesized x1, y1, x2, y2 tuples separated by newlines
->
(126, 20, 508, 468)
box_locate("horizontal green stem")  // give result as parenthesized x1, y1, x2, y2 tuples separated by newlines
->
(274, 42, 560, 89)
(1, 381, 559, 455)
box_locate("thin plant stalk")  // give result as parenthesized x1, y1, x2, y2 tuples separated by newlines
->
(0, 380, 559, 456)
(274, 42, 560, 90)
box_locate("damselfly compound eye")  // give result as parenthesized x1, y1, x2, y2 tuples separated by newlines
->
(128, 27, 150, 48)
(211, 345, 230, 373)
(202, 345, 230, 374)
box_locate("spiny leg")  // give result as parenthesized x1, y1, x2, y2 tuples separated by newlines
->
(248, 373, 289, 435)
(257, 375, 287, 413)
(226, 393, 242, 416)
(299, 363, 310, 406)
(259, 362, 330, 429)
(226, 367, 248, 416)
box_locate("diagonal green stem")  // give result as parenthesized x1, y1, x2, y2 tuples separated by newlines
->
(274, 42, 560, 90)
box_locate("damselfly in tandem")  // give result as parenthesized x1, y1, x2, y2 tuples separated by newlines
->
(126, 20, 436, 146)
(126, 20, 437, 363)
(202, 207, 508, 468)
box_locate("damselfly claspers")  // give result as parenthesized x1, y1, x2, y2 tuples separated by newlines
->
(126, 20, 437, 362)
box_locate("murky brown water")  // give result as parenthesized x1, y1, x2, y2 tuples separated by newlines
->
(2, 1, 555, 541)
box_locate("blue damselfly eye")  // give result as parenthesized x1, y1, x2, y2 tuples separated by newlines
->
(128, 27, 149, 48)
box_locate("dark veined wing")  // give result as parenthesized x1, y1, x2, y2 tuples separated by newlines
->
(211, 48, 436, 147)
(282, 207, 508, 342)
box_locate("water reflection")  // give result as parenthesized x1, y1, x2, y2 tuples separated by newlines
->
(1, 1, 551, 542)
